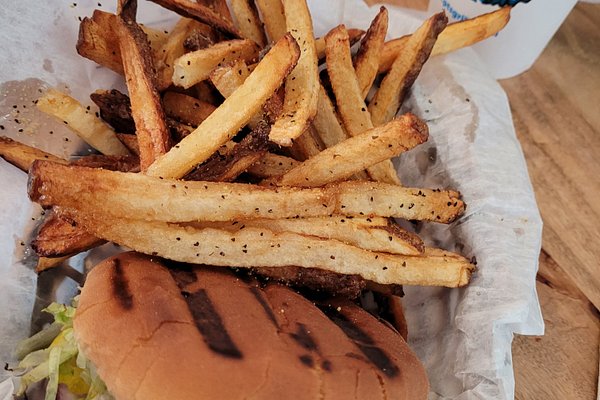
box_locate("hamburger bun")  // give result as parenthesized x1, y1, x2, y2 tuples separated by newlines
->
(74, 252, 428, 399)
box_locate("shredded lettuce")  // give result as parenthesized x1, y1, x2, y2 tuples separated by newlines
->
(14, 300, 113, 400)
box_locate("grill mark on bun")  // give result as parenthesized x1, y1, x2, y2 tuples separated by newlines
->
(181, 289, 243, 359)
(322, 307, 399, 378)
(248, 286, 279, 328)
(111, 259, 133, 310)
(167, 265, 198, 289)
(290, 323, 318, 351)
(299, 354, 314, 368)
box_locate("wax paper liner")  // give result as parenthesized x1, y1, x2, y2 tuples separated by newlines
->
(0, 1, 543, 399)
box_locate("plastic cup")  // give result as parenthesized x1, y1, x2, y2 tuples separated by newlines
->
(427, 0, 578, 79)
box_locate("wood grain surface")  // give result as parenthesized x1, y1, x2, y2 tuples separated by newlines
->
(500, 3, 600, 399)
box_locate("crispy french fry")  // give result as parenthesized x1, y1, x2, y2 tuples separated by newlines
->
(315, 28, 365, 61)
(312, 84, 350, 148)
(76, 10, 167, 74)
(354, 7, 388, 99)
(184, 121, 270, 182)
(325, 25, 400, 185)
(246, 153, 300, 178)
(172, 39, 259, 89)
(146, 34, 300, 178)
(29, 161, 465, 223)
(378, 8, 511, 73)
(70, 154, 140, 172)
(36, 256, 70, 274)
(271, 114, 428, 187)
(162, 92, 216, 127)
(117, 0, 171, 170)
(255, 0, 287, 42)
(229, 0, 267, 47)
(116, 134, 140, 155)
(369, 13, 447, 127)
(209, 59, 251, 97)
(31, 211, 105, 258)
(268, 0, 319, 146)
(149, 0, 241, 37)
(36, 89, 130, 156)
(58, 209, 474, 287)
(90, 89, 135, 134)
(0, 136, 66, 172)
(196, 0, 233, 21)
(190, 215, 424, 255)
(287, 126, 324, 161)
(155, 18, 205, 90)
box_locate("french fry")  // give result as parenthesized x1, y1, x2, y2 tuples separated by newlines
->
(325, 25, 400, 185)
(76, 10, 167, 75)
(312, 84, 350, 148)
(287, 127, 324, 161)
(378, 8, 511, 73)
(162, 92, 216, 127)
(0, 136, 66, 172)
(172, 39, 259, 89)
(369, 13, 447, 127)
(146, 34, 300, 179)
(36, 89, 130, 156)
(58, 209, 474, 287)
(229, 0, 267, 47)
(270, 114, 428, 188)
(246, 153, 300, 178)
(190, 215, 424, 255)
(90, 89, 135, 134)
(117, 0, 171, 170)
(196, 0, 233, 21)
(29, 161, 465, 223)
(184, 121, 270, 182)
(155, 18, 206, 91)
(70, 154, 140, 172)
(149, 0, 242, 37)
(315, 28, 365, 61)
(31, 211, 105, 258)
(354, 7, 388, 99)
(116, 134, 140, 155)
(209, 59, 251, 97)
(255, 0, 287, 42)
(36, 256, 70, 274)
(268, 0, 319, 146)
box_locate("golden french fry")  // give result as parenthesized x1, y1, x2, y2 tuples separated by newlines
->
(354, 7, 388, 99)
(311, 84, 350, 148)
(149, 0, 242, 37)
(268, 0, 319, 146)
(315, 28, 365, 61)
(246, 153, 300, 178)
(255, 0, 287, 42)
(172, 39, 259, 89)
(287, 127, 324, 161)
(116, 134, 140, 156)
(325, 25, 400, 185)
(190, 215, 424, 255)
(58, 209, 474, 287)
(196, 0, 233, 21)
(76, 10, 167, 74)
(146, 34, 300, 178)
(369, 13, 447, 127)
(271, 114, 428, 187)
(36, 89, 130, 156)
(0, 136, 66, 172)
(29, 161, 465, 223)
(209, 59, 251, 97)
(155, 18, 204, 91)
(378, 8, 511, 73)
(117, 1, 171, 170)
(229, 0, 267, 47)
(162, 92, 216, 127)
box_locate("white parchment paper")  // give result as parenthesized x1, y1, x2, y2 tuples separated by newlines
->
(0, 1, 543, 399)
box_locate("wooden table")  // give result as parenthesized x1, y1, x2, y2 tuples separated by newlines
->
(500, 3, 600, 399)
(372, 0, 600, 398)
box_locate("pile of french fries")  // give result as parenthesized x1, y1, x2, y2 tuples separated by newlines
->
(0, 0, 511, 289)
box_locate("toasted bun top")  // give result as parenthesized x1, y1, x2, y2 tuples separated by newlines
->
(74, 252, 428, 400)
